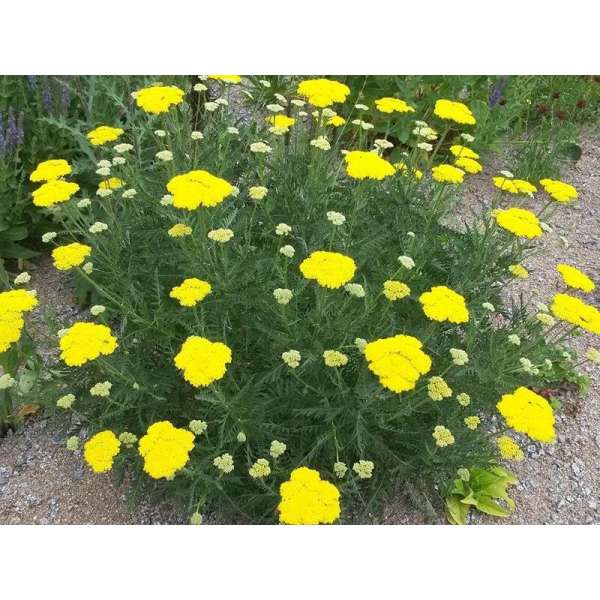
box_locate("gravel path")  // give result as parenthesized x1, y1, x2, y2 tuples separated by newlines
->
(1, 130, 598, 525)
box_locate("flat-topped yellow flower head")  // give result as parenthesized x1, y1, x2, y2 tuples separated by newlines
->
(434, 99, 476, 125)
(52, 242, 91, 270)
(375, 97, 415, 114)
(167, 170, 234, 210)
(432, 164, 465, 184)
(134, 85, 185, 114)
(138, 421, 195, 479)
(207, 75, 241, 84)
(296, 78, 350, 108)
(174, 335, 232, 387)
(30, 159, 72, 182)
(364, 334, 432, 393)
(59, 322, 118, 366)
(266, 114, 295, 131)
(87, 125, 124, 146)
(494, 207, 542, 239)
(84, 431, 121, 473)
(278, 467, 341, 525)
(32, 180, 80, 207)
(454, 157, 482, 174)
(419, 285, 469, 323)
(299, 250, 356, 289)
(556, 264, 595, 293)
(550, 293, 600, 335)
(449, 145, 479, 160)
(540, 178, 578, 203)
(169, 278, 212, 307)
(492, 177, 537, 195)
(344, 150, 395, 180)
(497, 387, 556, 443)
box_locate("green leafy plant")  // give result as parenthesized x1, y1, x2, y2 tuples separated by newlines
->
(445, 465, 518, 524)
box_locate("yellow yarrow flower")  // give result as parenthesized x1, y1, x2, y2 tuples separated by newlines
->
(353, 460, 375, 479)
(449, 145, 479, 160)
(323, 350, 348, 367)
(419, 285, 469, 323)
(134, 85, 185, 114)
(51, 242, 91, 271)
(249, 458, 271, 479)
(174, 335, 232, 387)
(497, 435, 524, 461)
(30, 159, 72, 182)
(138, 421, 195, 479)
(87, 125, 124, 146)
(556, 264, 595, 293)
(344, 150, 395, 180)
(296, 78, 350, 107)
(207, 75, 241, 84)
(208, 228, 234, 243)
(167, 169, 234, 210)
(59, 322, 118, 367)
(299, 250, 356, 289)
(497, 387, 556, 443)
(540, 178, 578, 203)
(432, 164, 465, 184)
(550, 293, 600, 335)
(383, 280, 410, 301)
(428, 376, 452, 401)
(492, 177, 537, 195)
(374, 97, 415, 114)
(432, 425, 455, 447)
(508, 264, 529, 279)
(168, 223, 192, 237)
(454, 156, 482, 174)
(457, 392, 471, 407)
(83, 431, 121, 473)
(494, 207, 542, 239)
(249, 186, 268, 200)
(434, 99, 476, 125)
(0, 289, 38, 353)
(464, 415, 480, 430)
(98, 177, 124, 190)
(364, 334, 432, 393)
(266, 114, 295, 131)
(326, 115, 346, 127)
(169, 278, 212, 307)
(32, 179, 80, 207)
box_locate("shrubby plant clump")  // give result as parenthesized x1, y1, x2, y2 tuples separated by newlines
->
(2, 76, 599, 524)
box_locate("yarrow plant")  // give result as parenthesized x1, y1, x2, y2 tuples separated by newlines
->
(15, 75, 598, 525)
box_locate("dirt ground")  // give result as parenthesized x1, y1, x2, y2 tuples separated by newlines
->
(1, 131, 599, 525)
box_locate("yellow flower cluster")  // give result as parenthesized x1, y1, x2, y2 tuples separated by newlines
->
(374, 97, 415, 114)
(364, 334, 432, 393)
(419, 285, 469, 323)
(497, 435, 524, 461)
(497, 386, 556, 443)
(492, 177, 537, 195)
(0, 289, 38, 353)
(208, 75, 241, 84)
(138, 421, 195, 479)
(327, 115, 346, 127)
(383, 280, 410, 301)
(59, 322, 118, 366)
(299, 250, 356, 289)
(32, 179, 80, 207)
(87, 125, 124, 146)
(508, 264, 529, 279)
(432, 425, 455, 447)
(52, 242, 91, 270)
(434, 99, 476, 125)
(278, 467, 341, 525)
(494, 207, 542, 239)
(550, 293, 600, 335)
(174, 335, 232, 387)
(98, 177, 124, 190)
(344, 150, 396, 180)
(167, 170, 234, 210)
(428, 376, 452, 401)
(168, 223, 192, 237)
(449, 145, 479, 159)
(540, 178, 577, 203)
(323, 350, 348, 367)
(266, 114, 295, 132)
(464, 415, 480, 430)
(296, 78, 350, 107)
(454, 156, 482, 174)
(556, 264, 595, 293)
(249, 458, 271, 478)
(84, 431, 121, 473)
(30, 159, 72, 182)
(170, 278, 212, 307)
(134, 85, 185, 114)
(432, 164, 465, 184)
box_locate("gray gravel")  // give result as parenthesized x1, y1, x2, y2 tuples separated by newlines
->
(1, 128, 598, 525)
